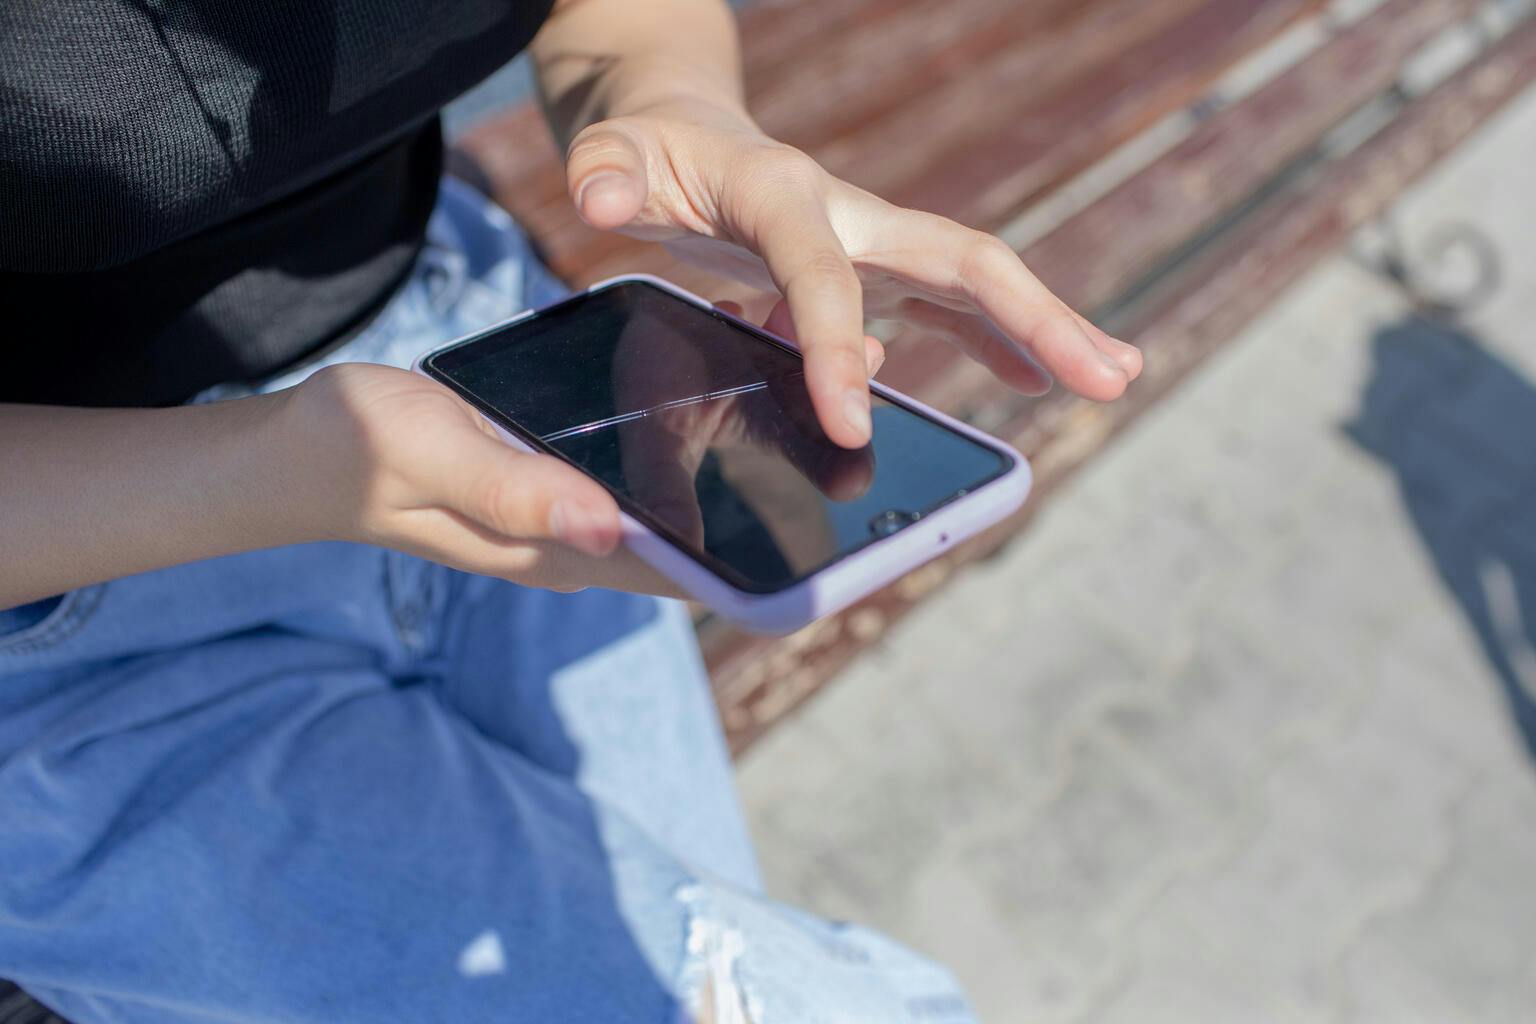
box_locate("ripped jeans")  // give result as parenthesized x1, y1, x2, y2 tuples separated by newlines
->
(0, 178, 977, 1023)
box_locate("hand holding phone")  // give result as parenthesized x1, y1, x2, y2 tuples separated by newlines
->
(272, 287, 889, 607)
(278, 360, 692, 597)
(417, 277, 1033, 632)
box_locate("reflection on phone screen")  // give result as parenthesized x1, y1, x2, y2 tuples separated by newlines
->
(428, 282, 1010, 592)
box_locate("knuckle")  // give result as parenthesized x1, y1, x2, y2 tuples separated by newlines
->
(799, 248, 857, 282)
(567, 126, 637, 169)
(759, 146, 820, 189)
(732, 147, 823, 217)
(568, 122, 621, 152)
(957, 232, 1018, 296)
(832, 344, 870, 376)
(473, 473, 539, 537)
(809, 336, 869, 376)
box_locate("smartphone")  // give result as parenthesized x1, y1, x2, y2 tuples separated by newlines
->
(415, 275, 1031, 633)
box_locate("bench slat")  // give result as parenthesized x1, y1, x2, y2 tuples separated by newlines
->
(826, 0, 1322, 227)
(459, 0, 1324, 301)
(878, 0, 1474, 409)
(1028, 0, 1481, 313)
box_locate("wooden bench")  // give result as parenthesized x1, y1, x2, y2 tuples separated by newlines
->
(457, 0, 1536, 753)
(7, 0, 1536, 1018)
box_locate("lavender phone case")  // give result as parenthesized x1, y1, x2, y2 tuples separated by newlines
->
(414, 273, 1032, 634)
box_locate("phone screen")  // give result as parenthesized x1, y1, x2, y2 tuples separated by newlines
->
(425, 280, 1012, 593)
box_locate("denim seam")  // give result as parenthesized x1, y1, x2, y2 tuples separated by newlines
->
(383, 553, 406, 649)
(383, 552, 436, 658)
(0, 583, 107, 657)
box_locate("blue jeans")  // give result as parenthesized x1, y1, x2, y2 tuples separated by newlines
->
(0, 179, 976, 1023)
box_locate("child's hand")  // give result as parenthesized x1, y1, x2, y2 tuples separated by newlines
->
(563, 97, 1143, 449)
(284, 363, 680, 597)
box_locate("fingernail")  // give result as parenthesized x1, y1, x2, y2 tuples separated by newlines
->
(1096, 348, 1127, 374)
(550, 502, 617, 557)
(1109, 339, 1142, 376)
(576, 172, 627, 210)
(843, 388, 872, 441)
(1108, 337, 1140, 363)
(870, 351, 887, 377)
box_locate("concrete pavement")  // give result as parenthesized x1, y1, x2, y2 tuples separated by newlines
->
(737, 82, 1536, 1024)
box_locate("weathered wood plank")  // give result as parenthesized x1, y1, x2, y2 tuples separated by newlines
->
(748, 0, 1144, 165)
(824, 0, 1321, 227)
(1026, 0, 1480, 313)
(878, 0, 1474, 419)
(704, 13, 1536, 754)
(459, 0, 1323, 300)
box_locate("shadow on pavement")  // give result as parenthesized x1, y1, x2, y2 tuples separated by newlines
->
(1347, 314, 1536, 763)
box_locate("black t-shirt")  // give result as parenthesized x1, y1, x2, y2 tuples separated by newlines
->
(0, 0, 556, 406)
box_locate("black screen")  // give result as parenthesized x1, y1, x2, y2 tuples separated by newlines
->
(426, 280, 1011, 592)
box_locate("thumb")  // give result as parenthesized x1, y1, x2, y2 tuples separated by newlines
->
(429, 427, 621, 557)
(567, 123, 649, 230)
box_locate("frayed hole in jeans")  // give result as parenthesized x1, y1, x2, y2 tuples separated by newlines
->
(675, 883, 756, 1024)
